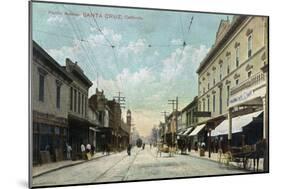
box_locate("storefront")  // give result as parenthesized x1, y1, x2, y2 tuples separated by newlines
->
(68, 114, 90, 160)
(33, 111, 68, 165)
(188, 124, 207, 150)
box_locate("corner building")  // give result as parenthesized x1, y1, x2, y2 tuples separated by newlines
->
(196, 16, 268, 150)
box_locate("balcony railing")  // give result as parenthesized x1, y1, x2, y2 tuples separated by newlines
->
(230, 72, 265, 96)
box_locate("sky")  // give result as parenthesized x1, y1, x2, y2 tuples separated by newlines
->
(32, 2, 232, 137)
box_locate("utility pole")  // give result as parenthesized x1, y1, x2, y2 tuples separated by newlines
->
(161, 111, 169, 145)
(168, 97, 178, 148)
(113, 92, 126, 150)
(161, 111, 169, 123)
(113, 91, 126, 109)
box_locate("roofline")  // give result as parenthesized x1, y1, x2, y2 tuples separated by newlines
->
(196, 16, 248, 74)
(181, 96, 198, 113)
(65, 58, 93, 87)
(33, 40, 73, 82)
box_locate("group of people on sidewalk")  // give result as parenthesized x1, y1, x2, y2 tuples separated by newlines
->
(80, 143, 96, 160)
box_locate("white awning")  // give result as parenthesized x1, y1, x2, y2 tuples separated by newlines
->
(211, 111, 263, 137)
(189, 124, 205, 136)
(182, 127, 193, 136)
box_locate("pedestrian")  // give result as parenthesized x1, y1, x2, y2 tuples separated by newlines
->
(86, 143, 91, 153)
(142, 143, 145, 150)
(66, 143, 72, 160)
(127, 144, 132, 156)
(86, 143, 92, 160)
(81, 143, 86, 160)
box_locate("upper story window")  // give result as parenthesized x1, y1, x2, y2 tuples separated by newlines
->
(248, 71, 252, 78)
(213, 78, 216, 86)
(227, 65, 230, 75)
(226, 53, 231, 75)
(78, 92, 81, 114)
(38, 67, 48, 102)
(219, 63, 223, 80)
(235, 45, 240, 68)
(248, 34, 253, 58)
(39, 74, 45, 102)
(236, 79, 239, 86)
(74, 89, 77, 112)
(56, 80, 62, 109)
(70, 87, 73, 111)
(226, 85, 230, 106)
(208, 83, 210, 90)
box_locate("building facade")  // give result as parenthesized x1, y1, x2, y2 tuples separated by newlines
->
(88, 88, 111, 151)
(196, 16, 268, 149)
(32, 41, 73, 164)
(64, 58, 93, 159)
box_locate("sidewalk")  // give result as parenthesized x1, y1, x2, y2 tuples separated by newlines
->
(32, 152, 107, 178)
(187, 150, 264, 171)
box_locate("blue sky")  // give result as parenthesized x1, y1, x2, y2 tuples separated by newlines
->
(32, 2, 232, 136)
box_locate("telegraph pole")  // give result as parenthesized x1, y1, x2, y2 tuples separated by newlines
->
(113, 91, 126, 109)
(113, 92, 126, 150)
(161, 111, 169, 123)
(161, 111, 169, 145)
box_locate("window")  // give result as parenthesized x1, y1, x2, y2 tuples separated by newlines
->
(56, 82, 61, 109)
(248, 34, 253, 58)
(235, 46, 240, 67)
(78, 92, 81, 114)
(208, 83, 210, 90)
(213, 78, 216, 86)
(213, 94, 216, 112)
(227, 65, 230, 75)
(236, 79, 239, 86)
(207, 97, 210, 112)
(203, 87, 205, 94)
(220, 64, 222, 80)
(227, 85, 230, 106)
(70, 87, 73, 111)
(84, 95, 87, 116)
(226, 55, 231, 75)
(203, 100, 205, 111)
(81, 94, 84, 115)
(219, 87, 222, 114)
(248, 71, 252, 78)
(74, 89, 77, 112)
(39, 74, 45, 102)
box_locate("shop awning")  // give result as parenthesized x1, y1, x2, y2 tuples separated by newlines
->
(182, 127, 193, 136)
(177, 130, 185, 135)
(211, 111, 263, 136)
(188, 124, 205, 136)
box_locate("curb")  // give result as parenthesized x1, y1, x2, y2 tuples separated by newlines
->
(33, 154, 107, 178)
(187, 153, 253, 171)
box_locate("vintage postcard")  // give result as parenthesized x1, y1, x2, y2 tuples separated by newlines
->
(29, 1, 269, 188)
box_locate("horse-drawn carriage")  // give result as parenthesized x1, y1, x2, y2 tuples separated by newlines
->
(156, 144, 178, 157)
(217, 140, 266, 171)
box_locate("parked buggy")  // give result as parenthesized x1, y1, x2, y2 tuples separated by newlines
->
(217, 140, 266, 171)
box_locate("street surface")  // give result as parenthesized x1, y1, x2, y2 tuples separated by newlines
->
(33, 147, 249, 187)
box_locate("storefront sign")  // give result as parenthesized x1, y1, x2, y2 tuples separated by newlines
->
(194, 111, 211, 117)
(229, 90, 253, 106)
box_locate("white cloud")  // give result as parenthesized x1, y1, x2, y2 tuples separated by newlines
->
(44, 29, 210, 137)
